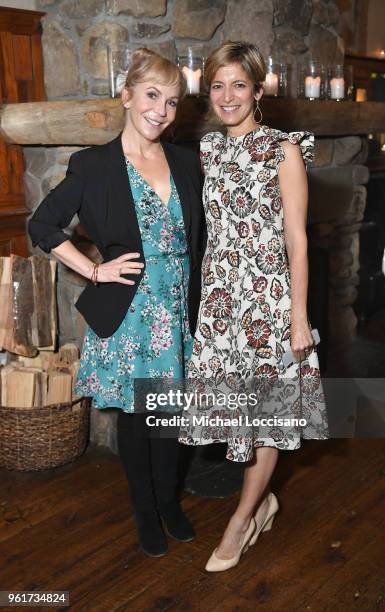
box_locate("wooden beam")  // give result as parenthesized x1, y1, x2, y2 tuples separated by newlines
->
(0, 97, 384, 146)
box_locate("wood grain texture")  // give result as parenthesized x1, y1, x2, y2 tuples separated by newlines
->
(0, 440, 384, 610)
(0, 7, 45, 257)
(1, 97, 385, 146)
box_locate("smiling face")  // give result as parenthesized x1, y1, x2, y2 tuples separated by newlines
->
(122, 80, 180, 142)
(209, 62, 263, 135)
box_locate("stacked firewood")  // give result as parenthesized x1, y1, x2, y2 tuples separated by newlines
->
(0, 254, 84, 407)
(0, 344, 81, 408)
(0, 254, 57, 357)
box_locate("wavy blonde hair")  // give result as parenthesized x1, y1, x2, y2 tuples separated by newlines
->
(123, 47, 187, 99)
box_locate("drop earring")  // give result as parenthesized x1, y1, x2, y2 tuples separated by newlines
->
(253, 99, 263, 124)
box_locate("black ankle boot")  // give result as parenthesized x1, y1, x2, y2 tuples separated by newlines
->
(133, 506, 168, 557)
(158, 499, 195, 542)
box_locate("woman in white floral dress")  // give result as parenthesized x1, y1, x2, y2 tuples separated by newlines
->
(179, 41, 329, 572)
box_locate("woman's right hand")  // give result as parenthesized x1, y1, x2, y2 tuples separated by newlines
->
(95, 252, 144, 285)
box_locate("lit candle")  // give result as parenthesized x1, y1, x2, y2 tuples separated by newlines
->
(264, 72, 278, 96)
(330, 77, 345, 100)
(355, 88, 367, 102)
(182, 66, 201, 94)
(305, 76, 321, 99)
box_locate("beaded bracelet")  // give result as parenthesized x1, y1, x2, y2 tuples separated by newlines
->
(91, 263, 99, 285)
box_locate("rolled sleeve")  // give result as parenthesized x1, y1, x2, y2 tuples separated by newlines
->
(28, 151, 85, 254)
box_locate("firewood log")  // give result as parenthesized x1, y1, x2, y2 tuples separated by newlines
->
(46, 370, 72, 404)
(30, 256, 57, 349)
(0, 258, 12, 351)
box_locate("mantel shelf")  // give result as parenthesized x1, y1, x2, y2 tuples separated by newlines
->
(0, 96, 384, 146)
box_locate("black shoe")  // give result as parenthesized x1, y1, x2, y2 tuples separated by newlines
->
(133, 506, 168, 557)
(158, 499, 195, 542)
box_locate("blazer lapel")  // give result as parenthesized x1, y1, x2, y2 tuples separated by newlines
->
(162, 142, 191, 239)
(105, 132, 143, 256)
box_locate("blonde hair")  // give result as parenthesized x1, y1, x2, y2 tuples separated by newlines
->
(205, 41, 266, 94)
(123, 47, 186, 99)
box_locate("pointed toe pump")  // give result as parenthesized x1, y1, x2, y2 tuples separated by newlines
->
(205, 517, 256, 572)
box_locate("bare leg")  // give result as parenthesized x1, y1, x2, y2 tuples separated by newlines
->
(215, 446, 279, 559)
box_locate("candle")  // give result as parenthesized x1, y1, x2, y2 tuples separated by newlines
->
(330, 77, 345, 100)
(355, 88, 367, 102)
(305, 76, 321, 99)
(182, 66, 201, 94)
(264, 72, 278, 96)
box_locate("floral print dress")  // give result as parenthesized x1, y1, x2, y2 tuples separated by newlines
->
(179, 125, 329, 461)
(74, 160, 193, 412)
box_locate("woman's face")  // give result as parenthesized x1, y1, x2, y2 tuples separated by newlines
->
(122, 80, 180, 141)
(209, 62, 262, 129)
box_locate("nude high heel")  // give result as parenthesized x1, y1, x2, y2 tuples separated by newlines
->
(248, 492, 279, 547)
(205, 517, 256, 572)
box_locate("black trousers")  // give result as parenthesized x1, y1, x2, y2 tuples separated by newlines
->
(117, 410, 181, 511)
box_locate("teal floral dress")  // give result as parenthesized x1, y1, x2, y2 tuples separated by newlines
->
(74, 160, 193, 412)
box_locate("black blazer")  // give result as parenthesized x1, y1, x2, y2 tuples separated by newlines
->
(28, 133, 206, 339)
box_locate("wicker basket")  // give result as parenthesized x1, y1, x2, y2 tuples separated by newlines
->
(0, 397, 91, 471)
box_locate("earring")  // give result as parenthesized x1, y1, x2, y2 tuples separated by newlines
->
(253, 100, 263, 124)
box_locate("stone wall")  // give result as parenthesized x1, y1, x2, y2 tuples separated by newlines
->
(36, 0, 345, 100)
(309, 136, 369, 343)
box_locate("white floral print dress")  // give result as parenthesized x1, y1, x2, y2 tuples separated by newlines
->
(179, 125, 329, 461)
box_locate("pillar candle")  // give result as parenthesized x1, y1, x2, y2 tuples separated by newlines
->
(264, 72, 279, 96)
(330, 77, 345, 100)
(305, 76, 321, 98)
(182, 66, 201, 94)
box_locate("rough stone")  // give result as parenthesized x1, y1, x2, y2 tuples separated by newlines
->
(106, 0, 167, 17)
(271, 30, 307, 58)
(173, 0, 226, 40)
(42, 21, 81, 97)
(145, 40, 176, 62)
(131, 22, 171, 39)
(333, 136, 363, 165)
(81, 21, 129, 80)
(313, 138, 334, 167)
(333, 285, 358, 307)
(42, 170, 66, 195)
(23, 172, 43, 211)
(351, 165, 369, 186)
(91, 81, 111, 96)
(220, 0, 274, 60)
(312, 0, 330, 26)
(328, 303, 357, 342)
(273, 0, 312, 34)
(59, 0, 105, 18)
(307, 24, 344, 64)
(327, 2, 340, 26)
(90, 409, 118, 452)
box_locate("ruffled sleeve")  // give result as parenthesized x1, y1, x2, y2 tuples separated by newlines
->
(200, 131, 225, 173)
(266, 128, 315, 170)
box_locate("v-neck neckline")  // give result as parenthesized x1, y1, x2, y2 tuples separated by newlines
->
(125, 157, 173, 208)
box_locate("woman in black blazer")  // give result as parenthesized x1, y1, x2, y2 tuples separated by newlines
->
(28, 48, 206, 557)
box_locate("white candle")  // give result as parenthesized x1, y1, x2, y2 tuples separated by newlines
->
(182, 66, 201, 94)
(305, 76, 321, 98)
(330, 77, 345, 99)
(264, 72, 278, 96)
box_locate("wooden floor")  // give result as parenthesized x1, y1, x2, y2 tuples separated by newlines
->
(1, 439, 385, 612)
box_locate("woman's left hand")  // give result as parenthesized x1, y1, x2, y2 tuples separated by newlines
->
(290, 320, 315, 363)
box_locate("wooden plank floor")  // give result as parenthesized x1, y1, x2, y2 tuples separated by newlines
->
(1, 439, 385, 612)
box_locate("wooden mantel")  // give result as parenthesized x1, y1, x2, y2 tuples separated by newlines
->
(0, 97, 385, 146)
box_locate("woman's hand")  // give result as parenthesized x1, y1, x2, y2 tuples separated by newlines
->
(290, 319, 315, 363)
(95, 252, 144, 285)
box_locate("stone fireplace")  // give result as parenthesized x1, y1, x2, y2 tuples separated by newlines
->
(2, 0, 379, 450)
